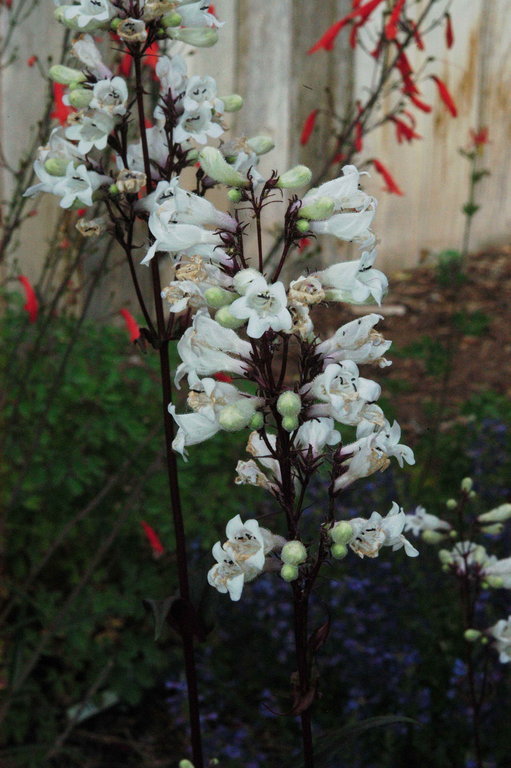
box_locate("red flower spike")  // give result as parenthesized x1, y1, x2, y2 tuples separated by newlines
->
(372, 158, 404, 195)
(406, 90, 432, 113)
(300, 109, 319, 146)
(390, 115, 422, 143)
(445, 12, 454, 49)
(140, 521, 165, 558)
(409, 20, 425, 50)
(213, 372, 233, 383)
(308, 0, 385, 54)
(119, 308, 141, 342)
(118, 52, 132, 77)
(385, 0, 406, 40)
(18, 276, 39, 323)
(50, 83, 74, 126)
(431, 75, 457, 117)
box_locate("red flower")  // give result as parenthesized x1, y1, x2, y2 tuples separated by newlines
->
(213, 372, 233, 383)
(118, 52, 132, 77)
(406, 90, 432, 113)
(119, 308, 141, 342)
(389, 115, 422, 143)
(371, 158, 403, 195)
(18, 276, 39, 323)
(308, 0, 385, 53)
(409, 20, 425, 50)
(300, 109, 319, 146)
(431, 75, 457, 117)
(50, 83, 74, 126)
(445, 12, 454, 49)
(470, 127, 489, 147)
(354, 120, 363, 152)
(140, 521, 165, 558)
(26, 55, 38, 67)
(76, 208, 87, 217)
(143, 42, 160, 81)
(385, 0, 406, 40)
(298, 237, 312, 252)
(208, 4, 216, 14)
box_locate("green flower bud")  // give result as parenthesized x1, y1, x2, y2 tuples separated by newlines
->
(204, 286, 237, 309)
(218, 403, 251, 432)
(108, 184, 119, 196)
(215, 306, 246, 329)
(227, 188, 242, 203)
(478, 503, 511, 523)
(441, 564, 450, 572)
(44, 157, 69, 176)
(480, 523, 504, 535)
(449, 530, 458, 539)
(280, 563, 299, 582)
(464, 629, 482, 643)
(111, 18, 122, 30)
(299, 197, 335, 220)
(461, 477, 473, 492)
(168, 27, 219, 47)
(481, 636, 489, 645)
(468, 490, 477, 499)
(421, 530, 446, 545)
(247, 135, 274, 155)
(282, 415, 299, 432)
(331, 543, 348, 560)
(296, 219, 310, 233)
(198, 147, 248, 187)
(68, 88, 93, 109)
(249, 412, 264, 430)
(186, 149, 199, 162)
(48, 65, 86, 85)
(281, 540, 307, 566)
(162, 11, 182, 27)
(276, 391, 301, 418)
(446, 498, 457, 509)
(220, 94, 244, 113)
(54, 7, 102, 31)
(179, 761, 194, 768)
(438, 549, 453, 565)
(276, 165, 312, 189)
(330, 521, 354, 546)
(486, 576, 504, 589)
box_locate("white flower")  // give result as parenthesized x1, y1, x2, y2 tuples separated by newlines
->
(141, 178, 237, 231)
(223, 514, 266, 571)
(295, 418, 341, 458)
(478, 504, 511, 524)
(488, 616, 511, 663)
(156, 54, 188, 97)
(306, 362, 383, 429)
(24, 129, 84, 198)
(246, 431, 282, 489)
(143, 201, 224, 265)
(61, 0, 113, 29)
(124, 126, 169, 176)
(310, 206, 376, 246)
(178, 0, 223, 28)
(229, 276, 292, 338)
(302, 164, 371, 212)
(235, 459, 277, 495)
(65, 111, 114, 153)
(118, 18, 147, 42)
(71, 34, 112, 78)
(183, 75, 222, 113)
(174, 103, 224, 145)
(349, 502, 419, 559)
(90, 77, 128, 116)
(288, 275, 325, 306)
(313, 249, 388, 305)
(288, 303, 314, 340)
(175, 312, 251, 387)
(444, 541, 489, 574)
(53, 162, 109, 208)
(404, 506, 452, 537)
(484, 556, 511, 588)
(317, 313, 392, 368)
(207, 542, 248, 601)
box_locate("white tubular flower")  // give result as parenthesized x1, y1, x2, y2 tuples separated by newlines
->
(71, 34, 112, 78)
(302, 164, 371, 212)
(478, 504, 511, 524)
(168, 405, 220, 459)
(60, 0, 113, 29)
(484, 557, 511, 588)
(349, 502, 419, 559)
(65, 111, 114, 153)
(118, 18, 148, 42)
(373, 420, 415, 467)
(124, 126, 169, 176)
(317, 314, 392, 368)
(235, 460, 277, 495)
(229, 276, 292, 338)
(178, 0, 223, 28)
(223, 514, 266, 571)
(174, 104, 224, 145)
(404, 506, 452, 537)
(142, 178, 237, 231)
(207, 541, 248, 601)
(246, 431, 282, 488)
(288, 303, 314, 341)
(313, 250, 388, 306)
(488, 617, 511, 663)
(90, 77, 128, 116)
(307, 362, 382, 428)
(183, 75, 221, 113)
(288, 276, 325, 306)
(53, 162, 110, 208)
(175, 313, 251, 387)
(142, 202, 224, 265)
(310, 206, 376, 246)
(24, 129, 84, 197)
(161, 280, 207, 313)
(445, 542, 489, 575)
(295, 418, 341, 458)
(156, 54, 188, 96)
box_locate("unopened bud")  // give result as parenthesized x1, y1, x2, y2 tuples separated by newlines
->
(247, 135, 274, 155)
(461, 477, 473, 492)
(108, 184, 119, 196)
(44, 157, 69, 176)
(249, 412, 264, 430)
(449, 530, 458, 539)
(280, 563, 299, 582)
(204, 286, 237, 309)
(198, 147, 248, 187)
(68, 88, 93, 109)
(480, 523, 504, 535)
(329, 521, 353, 545)
(187, 149, 199, 162)
(281, 540, 307, 566)
(468, 490, 477, 499)
(299, 197, 335, 220)
(161, 11, 182, 27)
(481, 636, 489, 645)
(478, 504, 511, 524)
(438, 549, 453, 565)
(218, 404, 251, 432)
(215, 306, 246, 329)
(276, 391, 301, 418)
(331, 543, 348, 559)
(282, 415, 299, 432)
(221, 94, 244, 113)
(179, 761, 195, 768)
(110, 18, 122, 30)
(464, 629, 481, 643)
(227, 188, 242, 204)
(48, 65, 86, 85)
(446, 498, 457, 509)
(486, 576, 504, 589)
(168, 27, 219, 47)
(421, 530, 446, 545)
(296, 219, 310, 234)
(276, 165, 312, 189)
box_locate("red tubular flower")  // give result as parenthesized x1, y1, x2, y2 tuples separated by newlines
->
(213, 372, 233, 383)
(308, 0, 385, 53)
(372, 158, 403, 195)
(300, 109, 319, 146)
(143, 42, 160, 81)
(406, 90, 432, 113)
(385, 0, 406, 40)
(26, 55, 38, 67)
(208, 4, 216, 14)
(118, 52, 132, 77)
(445, 12, 454, 49)
(354, 121, 363, 152)
(298, 237, 312, 252)
(140, 521, 165, 558)
(431, 75, 457, 117)
(18, 276, 39, 323)
(470, 127, 489, 147)
(50, 83, 74, 126)
(409, 20, 425, 50)
(119, 308, 141, 342)
(390, 115, 422, 143)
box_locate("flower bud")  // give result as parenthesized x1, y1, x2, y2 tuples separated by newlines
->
(464, 629, 481, 643)
(469, 490, 477, 499)
(330, 521, 354, 546)
(299, 197, 335, 220)
(486, 576, 504, 589)
(276, 165, 312, 189)
(480, 523, 504, 535)
(204, 286, 237, 309)
(44, 157, 69, 176)
(161, 11, 182, 27)
(281, 540, 307, 566)
(282, 415, 299, 432)
(296, 219, 310, 234)
(249, 412, 264, 430)
(215, 306, 246, 329)
(421, 530, 446, 545)
(218, 404, 251, 432)
(438, 549, 453, 565)
(186, 149, 199, 162)
(446, 498, 457, 509)
(220, 94, 244, 113)
(449, 530, 458, 539)
(280, 563, 299, 582)
(331, 543, 348, 559)
(108, 184, 119, 196)
(461, 477, 473, 492)
(48, 65, 86, 85)
(179, 761, 195, 768)
(232, 268, 261, 295)
(276, 391, 301, 418)
(227, 188, 242, 203)
(111, 18, 122, 30)
(198, 147, 248, 187)
(481, 636, 489, 645)
(478, 503, 511, 523)
(247, 136, 274, 155)
(68, 88, 93, 109)
(168, 27, 219, 47)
